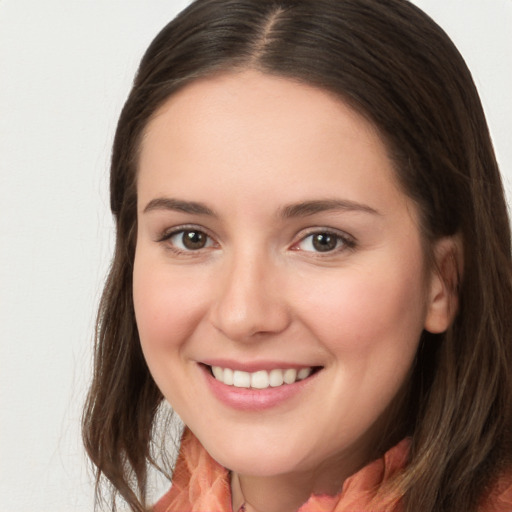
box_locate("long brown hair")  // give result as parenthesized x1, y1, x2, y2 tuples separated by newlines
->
(82, 1, 512, 511)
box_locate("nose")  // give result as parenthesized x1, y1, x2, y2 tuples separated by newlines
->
(209, 251, 291, 342)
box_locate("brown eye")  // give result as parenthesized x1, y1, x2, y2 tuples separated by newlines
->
(294, 230, 353, 254)
(311, 233, 338, 252)
(182, 230, 207, 250)
(165, 229, 214, 251)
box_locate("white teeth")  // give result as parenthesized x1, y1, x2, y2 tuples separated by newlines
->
(212, 366, 223, 380)
(233, 370, 251, 388)
(251, 370, 269, 389)
(297, 368, 312, 380)
(283, 368, 297, 384)
(223, 367, 234, 385)
(210, 366, 315, 389)
(269, 369, 284, 387)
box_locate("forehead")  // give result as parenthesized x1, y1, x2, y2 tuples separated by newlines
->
(141, 70, 384, 158)
(137, 70, 409, 218)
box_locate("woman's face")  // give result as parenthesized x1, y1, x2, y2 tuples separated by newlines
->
(133, 70, 450, 481)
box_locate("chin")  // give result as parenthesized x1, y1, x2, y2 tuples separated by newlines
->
(199, 433, 315, 477)
(219, 453, 302, 477)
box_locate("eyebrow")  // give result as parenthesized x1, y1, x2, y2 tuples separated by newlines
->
(143, 197, 217, 216)
(142, 197, 379, 218)
(279, 199, 380, 218)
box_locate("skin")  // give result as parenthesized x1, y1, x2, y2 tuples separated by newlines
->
(133, 70, 455, 512)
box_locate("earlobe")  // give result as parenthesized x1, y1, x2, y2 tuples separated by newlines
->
(424, 235, 463, 334)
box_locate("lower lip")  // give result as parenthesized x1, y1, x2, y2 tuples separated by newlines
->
(200, 365, 319, 411)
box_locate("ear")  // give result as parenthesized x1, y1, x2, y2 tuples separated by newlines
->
(424, 235, 463, 334)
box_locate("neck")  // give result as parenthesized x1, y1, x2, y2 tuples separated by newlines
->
(230, 449, 368, 512)
(231, 473, 314, 512)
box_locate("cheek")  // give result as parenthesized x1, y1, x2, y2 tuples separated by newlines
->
(132, 252, 214, 412)
(296, 262, 428, 359)
(132, 253, 207, 354)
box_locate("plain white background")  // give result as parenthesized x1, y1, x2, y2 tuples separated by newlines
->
(0, 1, 510, 510)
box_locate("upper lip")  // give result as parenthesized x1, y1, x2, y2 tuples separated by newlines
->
(200, 359, 322, 373)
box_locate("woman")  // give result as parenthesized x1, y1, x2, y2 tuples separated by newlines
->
(82, 1, 512, 511)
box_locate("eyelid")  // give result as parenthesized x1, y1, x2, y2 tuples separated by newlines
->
(157, 224, 219, 252)
(290, 227, 356, 254)
(157, 223, 211, 241)
(155, 224, 355, 255)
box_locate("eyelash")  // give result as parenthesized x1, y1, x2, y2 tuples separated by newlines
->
(157, 226, 356, 256)
(157, 225, 217, 255)
(292, 229, 356, 254)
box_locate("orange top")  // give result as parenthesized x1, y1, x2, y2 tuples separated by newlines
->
(154, 429, 512, 512)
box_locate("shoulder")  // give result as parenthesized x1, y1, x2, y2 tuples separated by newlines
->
(479, 470, 512, 512)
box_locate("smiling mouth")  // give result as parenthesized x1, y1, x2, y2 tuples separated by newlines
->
(207, 365, 321, 389)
